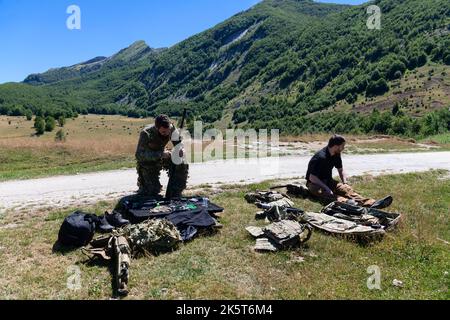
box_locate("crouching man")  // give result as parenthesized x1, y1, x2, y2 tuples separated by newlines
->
(135, 114, 189, 198)
(305, 135, 392, 209)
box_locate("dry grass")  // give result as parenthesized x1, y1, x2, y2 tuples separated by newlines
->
(0, 114, 145, 155)
(0, 115, 149, 181)
(0, 170, 448, 300)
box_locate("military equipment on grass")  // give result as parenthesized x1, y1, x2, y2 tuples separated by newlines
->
(245, 191, 311, 251)
(112, 235, 131, 296)
(254, 238, 278, 252)
(246, 220, 312, 252)
(262, 205, 304, 222)
(321, 201, 401, 230)
(245, 191, 286, 203)
(271, 183, 311, 198)
(300, 211, 386, 241)
(265, 220, 312, 247)
(121, 218, 182, 257)
(298, 201, 402, 242)
(83, 219, 181, 297)
(82, 233, 131, 297)
(370, 195, 394, 210)
(245, 188, 401, 244)
(245, 191, 294, 208)
(106, 210, 130, 228)
(58, 211, 99, 247)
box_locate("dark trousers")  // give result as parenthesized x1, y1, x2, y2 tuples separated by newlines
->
(306, 179, 376, 207)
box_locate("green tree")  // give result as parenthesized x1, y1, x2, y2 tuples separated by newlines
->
(45, 116, 56, 132)
(392, 103, 400, 116)
(58, 116, 66, 127)
(386, 60, 406, 80)
(390, 116, 411, 136)
(345, 93, 356, 104)
(373, 111, 393, 134)
(393, 70, 403, 79)
(366, 78, 389, 97)
(443, 53, 450, 65)
(25, 110, 33, 121)
(420, 111, 448, 136)
(34, 116, 45, 135)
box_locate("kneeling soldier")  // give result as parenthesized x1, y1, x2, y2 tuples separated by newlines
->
(135, 114, 189, 198)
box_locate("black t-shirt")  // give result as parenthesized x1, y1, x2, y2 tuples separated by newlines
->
(306, 147, 343, 184)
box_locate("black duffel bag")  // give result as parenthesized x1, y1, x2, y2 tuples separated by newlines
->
(58, 211, 100, 247)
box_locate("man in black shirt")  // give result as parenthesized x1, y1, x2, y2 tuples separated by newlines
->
(306, 135, 377, 207)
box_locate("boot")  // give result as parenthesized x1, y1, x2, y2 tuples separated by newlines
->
(97, 215, 114, 233)
(370, 196, 393, 210)
(105, 211, 130, 228)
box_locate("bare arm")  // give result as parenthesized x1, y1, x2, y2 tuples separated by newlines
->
(309, 174, 333, 195)
(338, 168, 347, 184)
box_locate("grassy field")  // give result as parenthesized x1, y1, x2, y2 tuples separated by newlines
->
(1, 115, 448, 182)
(0, 170, 448, 300)
(0, 115, 145, 181)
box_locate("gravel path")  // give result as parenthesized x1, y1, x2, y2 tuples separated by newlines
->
(1, 151, 449, 215)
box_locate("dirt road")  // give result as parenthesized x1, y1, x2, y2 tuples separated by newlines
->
(1, 151, 449, 215)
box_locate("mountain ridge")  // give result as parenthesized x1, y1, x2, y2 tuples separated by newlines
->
(23, 40, 166, 85)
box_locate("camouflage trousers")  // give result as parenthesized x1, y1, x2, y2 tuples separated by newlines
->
(306, 179, 376, 207)
(137, 159, 189, 198)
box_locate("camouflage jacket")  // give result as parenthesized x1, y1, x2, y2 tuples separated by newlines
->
(135, 124, 182, 163)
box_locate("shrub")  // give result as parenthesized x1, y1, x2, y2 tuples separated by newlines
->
(34, 116, 45, 135)
(45, 116, 56, 132)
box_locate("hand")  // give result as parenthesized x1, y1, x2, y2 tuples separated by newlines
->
(162, 151, 172, 160)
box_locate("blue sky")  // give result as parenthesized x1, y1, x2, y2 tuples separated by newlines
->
(0, 0, 366, 84)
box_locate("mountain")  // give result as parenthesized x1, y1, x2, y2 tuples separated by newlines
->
(23, 41, 165, 85)
(0, 0, 449, 136)
(23, 56, 109, 85)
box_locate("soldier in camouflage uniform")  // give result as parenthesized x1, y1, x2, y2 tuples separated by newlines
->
(135, 115, 189, 198)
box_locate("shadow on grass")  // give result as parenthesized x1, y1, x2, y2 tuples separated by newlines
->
(52, 240, 81, 255)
